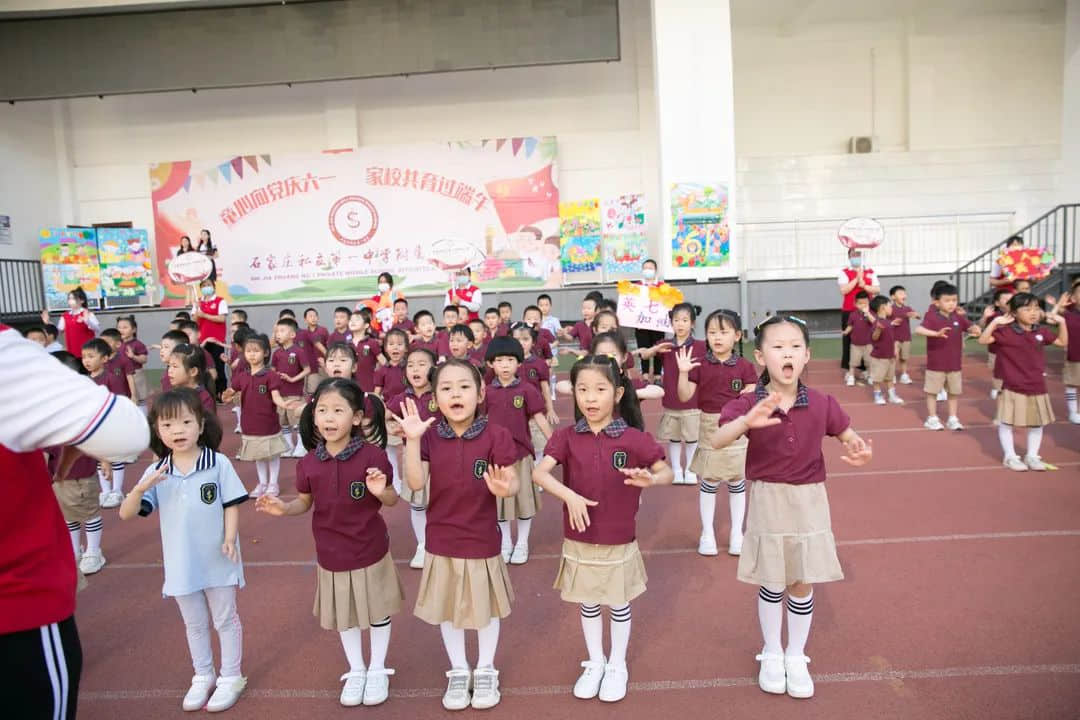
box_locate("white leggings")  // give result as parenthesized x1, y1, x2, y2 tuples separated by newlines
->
(174, 585, 243, 678)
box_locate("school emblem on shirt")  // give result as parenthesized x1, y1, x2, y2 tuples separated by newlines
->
(731, 378, 744, 392)
(350, 480, 366, 500)
(528, 368, 538, 380)
(428, 398, 438, 413)
(513, 395, 524, 409)
(200, 482, 217, 504)
(473, 459, 489, 480)
(288, 353, 297, 365)
(612, 451, 628, 469)
(1035, 334, 1044, 342)
(113, 367, 122, 376)
(362, 345, 370, 356)
(258, 383, 268, 395)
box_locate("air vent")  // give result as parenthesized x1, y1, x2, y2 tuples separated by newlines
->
(849, 136, 873, 154)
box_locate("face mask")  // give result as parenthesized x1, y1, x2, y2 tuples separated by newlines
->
(67, 299, 78, 310)
(457, 276, 470, 286)
(201, 286, 214, 297)
(378, 283, 390, 293)
(643, 268, 656, 280)
(850, 256, 862, 268)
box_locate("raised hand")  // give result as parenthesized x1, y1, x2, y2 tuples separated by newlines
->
(935, 327, 952, 338)
(135, 465, 167, 493)
(840, 435, 873, 466)
(482, 464, 514, 498)
(255, 494, 288, 516)
(40, 309, 49, 324)
(652, 342, 675, 356)
(394, 397, 436, 440)
(365, 467, 388, 497)
(565, 490, 599, 533)
(621, 467, 655, 488)
(675, 345, 700, 374)
(743, 392, 783, 429)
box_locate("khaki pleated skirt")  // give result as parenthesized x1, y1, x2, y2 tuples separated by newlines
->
(53, 476, 101, 523)
(554, 539, 647, 606)
(1064, 361, 1080, 387)
(657, 408, 701, 442)
(996, 390, 1055, 427)
(237, 433, 290, 461)
(497, 456, 541, 521)
(314, 552, 405, 631)
(132, 368, 149, 404)
(690, 415, 747, 481)
(736, 480, 844, 587)
(414, 553, 514, 629)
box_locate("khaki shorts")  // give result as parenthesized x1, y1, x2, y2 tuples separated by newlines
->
(924, 370, 962, 395)
(53, 476, 101, 523)
(868, 357, 896, 384)
(849, 344, 871, 371)
(304, 371, 326, 395)
(894, 340, 911, 362)
(1064, 361, 1080, 387)
(277, 395, 304, 427)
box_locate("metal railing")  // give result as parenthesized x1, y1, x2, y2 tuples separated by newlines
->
(0, 259, 45, 319)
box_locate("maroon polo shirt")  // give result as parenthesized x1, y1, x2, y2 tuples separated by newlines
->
(46, 445, 98, 480)
(992, 325, 1057, 395)
(201, 348, 216, 374)
(328, 329, 352, 348)
(921, 309, 972, 372)
(385, 388, 442, 423)
(719, 384, 850, 486)
(485, 379, 545, 461)
(846, 311, 875, 346)
(567, 321, 593, 352)
(306, 325, 330, 358)
(294, 330, 318, 371)
(92, 366, 130, 398)
(121, 339, 149, 369)
(411, 336, 440, 356)
(270, 344, 307, 397)
(374, 362, 407, 399)
(544, 418, 665, 545)
(160, 372, 172, 391)
(231, 368, 283, 435)
(1062, 309, 1080, 362)
(389, 318, 414, 335)
(870, 318, 896, 359)
(351, 337, 382, 392)
(295, 437, 394, 572)
(419, 418, 516, 559)
(469, 346, 488, 369)
(537, 329, 555, 360)
(495, 322, 510, 338)
(519, 354, 551, 394)
(688, 353, 758, 413)
(661, 338, 706, 410)
(107, 352, 135, 381)
(890, 304, 915, 342)
(196, 385, 216, 415)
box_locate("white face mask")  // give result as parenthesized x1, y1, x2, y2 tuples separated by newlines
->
(643, 268, 656, 280)
(457, 276, 470, 286)
(378, 283, 390, 293)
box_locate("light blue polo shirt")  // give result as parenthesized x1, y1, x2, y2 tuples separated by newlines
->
(138, 446, 248, 597)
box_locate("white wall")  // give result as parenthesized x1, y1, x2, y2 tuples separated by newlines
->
(0, 103, 65, 259)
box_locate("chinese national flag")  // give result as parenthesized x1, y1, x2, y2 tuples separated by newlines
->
(484, 164, 558, 233)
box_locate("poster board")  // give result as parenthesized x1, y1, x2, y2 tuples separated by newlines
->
(39, 227, 101, 310)
(558, 198, 602, 284)
(668, 182, 732, 276)
(97, 228, 153, 300)
(601, 193, 648, 281)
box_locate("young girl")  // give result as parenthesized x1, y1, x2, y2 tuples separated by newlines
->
(509, 323, 559, 461)
(675, 309, 758, 557)
(384, 348, 441, 569)
(1052, 281, 1080, 424)
(118, 389, 248, 713)
(554, 332, 664, 401)
(981, 289, 1014, 400)
(532, 355, 673, 703)
(42, 286, 99, 357)
(221, 334, 303, 497)
(638, 303, 705, 484)
(347, 311, 382, 392)
(256, 379, 404, 707)
(374, 330, 409, 487)
(712, 316, 872, 699)
(167, 343, 217, 415)
(397, 360, 518, 711)
(980, 293, 1069, 471)
(82, 338, 137, 508)
(117, 315, 149, 411)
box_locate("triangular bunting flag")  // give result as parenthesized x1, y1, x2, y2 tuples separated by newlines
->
(182, 176, 192, 193)
(231, 157, 244, 179)
(244, 155, 259, 173)
(524, 137, 538, 157)
(207, 169, 218, 186)
(260, 154, 272, 167)
(495, 138, 507, 152)
(511, 138, 524, 155)
(218, 162, 232, 183)
(481, 139, 489, 148)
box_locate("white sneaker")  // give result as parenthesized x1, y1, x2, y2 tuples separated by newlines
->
(936, 390, 948, 402)
(509, 543, 529, 565)
(945, 416, 964, 431)
(182, 674, 216, 711)
(728, 530, 743, 556)
(755, 652, 786, 694)
(98, 491, 108, 506)
(266, 484, 280, 497)
(362, 668, 394, 706)
(470, 667, 500, 710)
(673, 469, 686, 485)
(597, 663, 628, 702)
(79, 549, 106, 575)
(1069, 412, 1080, 425)
(291, 444, 308, 458)
(1003, 455, 1028, 472)
(784, 655, 814, 698)
(573, 659, 606, 699)
(101, 491, 122, 509)
(899, 373, 912, 384)
(249, 483, 267, 499)
(684, 470, 698, 486)
(873, 393, 886, 405)
(409, 544, 426, 570)
(339, 670, 366, 707)
(442, 668, 471, 711)
(888, 393, 904, 405)
(844, 374, 855, 387)
(924, 416, 944, 431)
(206, 675, 246, 712)
(501, 544, 512, 564)
(990, 389, 1000, 400)
(1024, 455, 1047, 471)
(233, 423, 241, 434)
(697, 533, 719, 556)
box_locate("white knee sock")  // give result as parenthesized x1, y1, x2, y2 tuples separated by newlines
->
(1067, 387, 1078, 415)
(84, 516, 103, 553)
(110, 463, 126, 494)
(668, 442, 683, 476)
(339, 627, 366, 672)
(476, 618, 500, 669)
(281, 427, 294, 449)
(515, 517, 532, 547)
(410, 507, 426, 545)
(785, 590, 814, 657)
(699, 480, 718, 536)
(498, 520, 512, 551)
(255, 460, 268, 487)
(1027, 426, 1044, 458)
(67, 521, 81, 557)
(97, 467, 109, 494)
(997, 423, 1017, 458)
(439, 622, 468, 670)
(580, 604, 604, 663)
(369, 618, 391, 671)
(387, 450, 402, 494)
(728, 480, 746, 534)
(685, 442, 699, 473)
(758, 585, 784, 655)
(608, 604, 632, 668)
(267, 456, 281, 487)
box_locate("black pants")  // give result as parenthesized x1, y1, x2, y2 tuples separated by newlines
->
(1, 615, 82, 720)
(634, 328, 664, 377)
(205, 340, 228, 396)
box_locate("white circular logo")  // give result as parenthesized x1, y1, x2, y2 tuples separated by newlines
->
(838, 217, 885, 250)
(166, 252, 213, 284)
(328, 195, 379, 246)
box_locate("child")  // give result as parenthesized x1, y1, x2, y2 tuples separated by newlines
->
(257, 379, 404, 707)
(712, 316, 872, 699)
(532, 355, 673, 702)
(523, 304, 558, 400)
(981, 289, 1014, 400)
(167, 343, 217, 415)
(178, 319, 219, 387)
(157, 329, 190, 393)
(328, 306, 353, 347)
(468, 319, 489, 364)
(457, 306, 470, 327)
(482, 308, 502, 341)
(980, 292, 1068, 470)
(411, 310, 443, 360)
(272, 318, 312, 458)
(41, 286, 99, 356)
(1051, 281, 1080, 424)
(510, 323, 559, 460)
(485, 336, 553, 565)
(926, 280, 957, 402)
(537, 293, 561, 340)
(448, 325, 480, 369)
(117, 315, 150, 409)
(841, 291, 874, 386)
(398, 360, 518, 711)
(227, 327, 253, 433)
(638, 303, 704, 485)
(916, 283, 981, 430)
(391, 298, 414, 336)
(496, 302, 513, 336)
(118, 389, 248, 713)
(100, 328, 138, 400)
(221, 334, 302, 497)
(345, 311, 382, 392)
(300, 308, 329, 395)
(888, 286, 918, 384)
(559, 296, 598, 353)
(675, 309, 758, 556)
(868, 296, 904, 405)
(442, 305, 460, 333)
(374, 330, 409, 488)
(24, 326, 47, 346)
(82, 338, 136, 508)
(43, 322, 63, 352)
(384, 348, 441, 569)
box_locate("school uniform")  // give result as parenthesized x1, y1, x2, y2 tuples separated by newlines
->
(47, 447, 100, 527)
(992, 324, 1057, 427)
(921, 309, 972, 395)
(567, 321, 593, 353)
(520, 354, 552, 454)
(328, 329, 352, 348)
(719, 383, 849, 587)
(410, 336, 441, 357)
(92, 371, 139, 463)
(195, 385, 217, 416)
(297, 437, 405, 631)
(658, 338, 706, 442)
(536, 328, 556, 361)
(295, 329, 321, 395)
(469, 346, 488, 369)
(121, 338, 150, 403)
(486, 378, 545, 522)
(413, 417, 517, 630)
(845, 311, 874, 371)
(351, 336, 382, 393)
(374, 362, 407, 447)
(231, 369, 289, 460)
(1062, 309, 1080, 387)
(890, 305, 914, 362)
(545, 418, 665, 606)
(495, 322, 510, 338)
(103, 356, 134, 398)
(389, 318, 414, 336)
(985, 309, 1005, 391)
(688, 352, 758, 481)
(270, 344, 307, 428)
(868, 317, 896, 383)
(385, 389, 441, 506)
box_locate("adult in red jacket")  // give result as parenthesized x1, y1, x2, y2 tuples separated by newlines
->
(837, 248, 880, 373)
(41, 286, 100, 356)
(446, 267, 483, 322)
(0, 325, 149, 719)
(193, 277, 230, 396)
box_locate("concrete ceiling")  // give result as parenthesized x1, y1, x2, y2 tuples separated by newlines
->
(731, 0, 1064, 28)
(0, 0, 295, 18)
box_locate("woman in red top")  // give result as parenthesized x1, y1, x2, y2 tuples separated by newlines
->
(836, 249, 879, 375)
(193, 278, 229, 397)
(633, 259, 667, 383)
(42, 287, 100, 357)
(445, 267, 483, 323)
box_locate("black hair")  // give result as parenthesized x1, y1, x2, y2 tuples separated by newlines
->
(69, 286, 89, 308)
(992, 288, 1013, 304)
(243, 333, 272, 364)
(642, 258, 658, 270)
(326, 341, 357, 365)
(334, 306, 351, 316)
(148, 388, 223, 456)
(854, 290, 870, 302)
(393, 297, 408, 307)
(231, 308, 248, 322)
(753, 317, 811, 386)
(377, 272, 394, 286)
(1012, 277, 1033, 289)
(669, 302, 700, 322)
(278, 308, 295, 318)
(510, 321, 538, 342)
(303, 307, 318, 318)
(590, 309, 618, 331)
(568, 355, 644, 431)
(300, 377, 387, 451)
(275, 317, 299, 332)
(1008, 292, 1040, 314)
(590, 330, 628, 357)
(199, 277, 215, 288)
(413, 309, 434, 325)
(178, 235, 192, 252)
(174, 310, 191, 320)
(43, 323, 58, 338)
(932, 283, 958, 299)
(869, 295, 891, 314)
(382, 328, 409, 360)
(704, 308, 741, 334)
(233, 326, 254, 347)
(522, 304, 542, 319)
(198, 229, 215, 254)
(930, 279, 950, 296)
(1006, 234, 1024, 247)
(116, 314, 138, 334)
(168, 342, 210, 389)
(449, 324, 475, 343)
(484, 307, 499, 317)
(82, 338, 112, 357)
(443, 305, 459, 317)
(888, 285, 906, 296)
(355, 307, 372, 325)
(584, 290, 604, 304)
(100, 328, 123, 342)
(162, 329, 189, 345)
(485, 336, 524, 363)
(24, 326, 47, 339)
(497, 301, 512, 311)
(405, 348, 438, 390)
(433, 358, 484, 395)
(178, 319, 199, 334)
(599, 299, 618, 314)
(51, 350, 87, 375)
(537, 293, 552, 304)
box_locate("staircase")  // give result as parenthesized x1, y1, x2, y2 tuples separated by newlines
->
(952, 204, 1080, 314)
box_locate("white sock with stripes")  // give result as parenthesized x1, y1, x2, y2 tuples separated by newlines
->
(369, 618, 391, 671)
(728, 480, 746, 535)
(758, 585, 784, 655)
(110, 463, 126, 494)
(410, 507, 426, 545)
(84, 516, 103, 553)
(1066, 387, 1077, 415)
(699, 480, 718, 536)
(608, 604, 632, 668)
(67, 521, 81, 558)
(580, 604, 604, 663)
(785, 590, 814, 657)
(668, 442, 683, 477)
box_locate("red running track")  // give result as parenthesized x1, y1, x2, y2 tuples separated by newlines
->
(75, 354, 1080, 719)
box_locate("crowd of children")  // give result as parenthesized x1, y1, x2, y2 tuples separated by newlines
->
(26, 269, 1077, 713)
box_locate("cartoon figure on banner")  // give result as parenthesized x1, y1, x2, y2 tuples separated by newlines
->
(670, 183, 730, 269)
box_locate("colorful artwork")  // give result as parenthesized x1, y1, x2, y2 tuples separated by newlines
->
(39, 227, 101, 309)
(614, 280, 684, 332)
(670, 182, 730, 269)
(601, 194, 648, 277)
(559, 199, 602, 274)
(97, 228, 152, 298)
(996, 247, 1057, 281)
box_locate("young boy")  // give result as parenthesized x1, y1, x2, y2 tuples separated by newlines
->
(841, 291, 874, 386)
(511, 323, 558, 462)
(100, 328, 137, 399)
(391, 298, 414, 336)
(469, 319, 488, 358)
(177, 320, 218, 385)
(347, 311, 382, 392)
(271, 317, 311, 456)
(410, 310, 443, 359)
(82, 337, 133, 508)
(497, 301, 513, 336)
(888, 285, 919, 384)
(483, 308, 502, 340)
(537, 293, 561, 340)
(327, 306, 352, 346)
(301, 307, 329, 394)
(916, 282, 981, 430)
(868, 296, 903, 405)
(442, 305, 460, 332)
(559, 295, 599, 352)
(157, 329, 190, 392)
(522, 304, 558, 400)
(447, 325, 481, 370)
(43, 323, 63, 352)
(24, 326, 47, 347)
(456, 305, 470, 327)
(230, 308, 248, 325)
(981, 289, 1014, 400)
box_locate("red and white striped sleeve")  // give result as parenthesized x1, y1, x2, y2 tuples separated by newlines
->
(0, 325, 149, 457)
